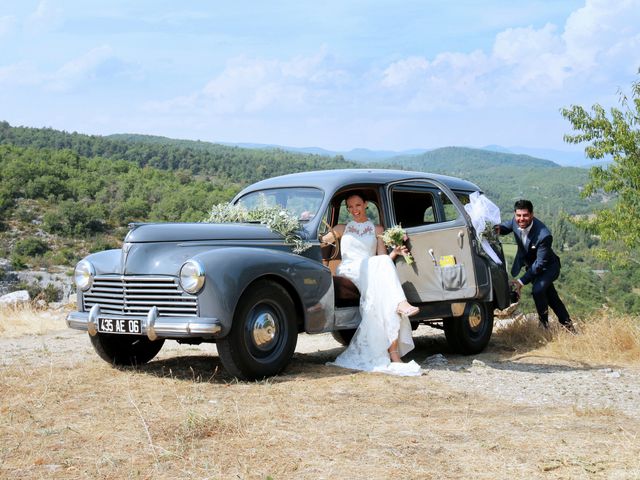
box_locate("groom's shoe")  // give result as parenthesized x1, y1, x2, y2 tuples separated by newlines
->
(560, 320, 577, 334)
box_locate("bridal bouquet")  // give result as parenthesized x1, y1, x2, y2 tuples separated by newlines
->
(379, 224, 414, 265)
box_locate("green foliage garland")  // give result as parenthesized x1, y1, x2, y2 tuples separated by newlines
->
(207, 203, 311, 254)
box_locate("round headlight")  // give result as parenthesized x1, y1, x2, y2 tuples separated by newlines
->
(180, 260, 205, 294)
(74, 260, 95, 291)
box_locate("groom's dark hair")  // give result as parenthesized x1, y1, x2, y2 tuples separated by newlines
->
(514, 199, 533, 213)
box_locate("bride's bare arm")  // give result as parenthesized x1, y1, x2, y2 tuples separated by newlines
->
(375, 225, 386, 255)
(376, 224, 409, 259)
(321, 224, 345, 245)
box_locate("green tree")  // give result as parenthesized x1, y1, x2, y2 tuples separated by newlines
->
(561, 73, 640, 263)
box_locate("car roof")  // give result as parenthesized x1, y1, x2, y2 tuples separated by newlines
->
(236, 168, 481, 197)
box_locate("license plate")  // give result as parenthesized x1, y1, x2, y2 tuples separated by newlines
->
(98, 317, 142, 334)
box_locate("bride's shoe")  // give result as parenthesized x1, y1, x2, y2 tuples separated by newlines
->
(397, 303, 419, 317)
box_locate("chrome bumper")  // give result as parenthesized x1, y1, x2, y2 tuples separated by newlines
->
(66, 304, 222, 341)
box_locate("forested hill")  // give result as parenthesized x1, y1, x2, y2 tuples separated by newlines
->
(104, 132, 596, 215)
(391, 146, 559, 168)
(384, 146, 594, 215)
(0, 121, 358, 184)
(0, 121, 596, 216)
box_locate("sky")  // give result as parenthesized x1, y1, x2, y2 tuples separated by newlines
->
(1, 0, 639, 153)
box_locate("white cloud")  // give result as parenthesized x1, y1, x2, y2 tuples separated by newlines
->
(379, 0, 640, 110)
(381, 56, 428, 88)
(0, 46, 134, 93)
(0, 15, 17, 37)
(563, 0, 640, 74)
(381, 50, 492, 111)
(26, 0, 63, 34)
(149, 47, 351, 115)
(0, 61, 42, 86)
(47, 45, 115, 92)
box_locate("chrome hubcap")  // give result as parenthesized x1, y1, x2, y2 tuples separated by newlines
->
(251, 312, 278, 351)
(467, 304, 483, 332)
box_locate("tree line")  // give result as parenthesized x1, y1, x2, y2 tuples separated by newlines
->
(1, 90, 639, 317)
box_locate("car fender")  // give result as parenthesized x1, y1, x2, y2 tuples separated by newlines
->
(82, 249, 122, 275)
(191, 247, 332, 335)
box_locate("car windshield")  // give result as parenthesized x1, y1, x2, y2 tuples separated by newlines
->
(236, 187, 324, 222)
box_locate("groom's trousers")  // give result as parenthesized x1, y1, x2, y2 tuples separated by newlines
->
(530, 261, 571, 326)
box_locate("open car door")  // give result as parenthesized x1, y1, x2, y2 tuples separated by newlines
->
(386, 180, 489, 303)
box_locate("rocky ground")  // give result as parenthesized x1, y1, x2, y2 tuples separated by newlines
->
(3, 318, 639, 419)
(2, 312, 639, 479)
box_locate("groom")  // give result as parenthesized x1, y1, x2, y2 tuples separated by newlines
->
(496, 199, 574, 332)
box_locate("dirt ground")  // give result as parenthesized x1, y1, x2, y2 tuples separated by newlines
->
(1, 311, 639, 479)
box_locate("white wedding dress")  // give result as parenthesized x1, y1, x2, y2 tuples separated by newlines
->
(331, 220, 422, 376)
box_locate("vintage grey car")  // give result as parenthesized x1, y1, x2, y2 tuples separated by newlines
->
(67, 168, 511, 379)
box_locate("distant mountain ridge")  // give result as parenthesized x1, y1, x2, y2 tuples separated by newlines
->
(212, 140, 594, 167)
(110, 133, 576, 167)
(109, 134, 590, 167)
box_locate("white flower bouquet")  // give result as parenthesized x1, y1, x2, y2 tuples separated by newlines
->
(206, 203, 311, 254)
(379, 224, 414, 265)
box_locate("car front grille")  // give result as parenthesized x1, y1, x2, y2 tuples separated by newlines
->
(82, 275, 198, 317)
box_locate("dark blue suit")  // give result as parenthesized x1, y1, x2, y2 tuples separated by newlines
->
(499, 217, 571, 326)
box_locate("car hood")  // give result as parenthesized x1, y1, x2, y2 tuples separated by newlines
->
(124, 222, 283, 243)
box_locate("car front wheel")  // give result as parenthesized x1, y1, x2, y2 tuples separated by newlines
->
(89, 333, 165, 366)
(217, 279, 298, 380)
(444, 301, 494, 355)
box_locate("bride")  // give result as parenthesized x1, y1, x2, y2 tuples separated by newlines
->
(324, 191, 422, 376)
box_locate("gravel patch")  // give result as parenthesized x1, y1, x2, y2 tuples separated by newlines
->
(2, 323, 639, 420)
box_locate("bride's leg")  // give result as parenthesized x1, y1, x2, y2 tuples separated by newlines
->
(388, 339, 403, 362)
(372, 256, 419, 317)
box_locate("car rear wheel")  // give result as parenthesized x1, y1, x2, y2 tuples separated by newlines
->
(90, 333, 165, 366)
(444, 301, 494, 355)
(217, 279, 298, 380)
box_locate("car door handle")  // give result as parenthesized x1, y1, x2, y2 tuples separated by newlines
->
(458, 231, 464, 248)
(428, 248, 437, 266)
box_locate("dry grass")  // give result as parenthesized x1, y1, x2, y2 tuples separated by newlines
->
(1, 351, 640, 479)
(494, 310, 640, 366)
(1, 307, 640, 478)
(0, 303, 69, 337)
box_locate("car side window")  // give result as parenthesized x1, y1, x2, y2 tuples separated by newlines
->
(440, 191, 469, 222)
(391, 188, 441, 227)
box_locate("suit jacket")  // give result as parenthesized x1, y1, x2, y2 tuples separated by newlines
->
(498, 217, 560, 285)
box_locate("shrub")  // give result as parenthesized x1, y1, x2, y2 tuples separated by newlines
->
(13, 237, 50, 257)
(40, 284, 61, 303)
(12, 281, 61, 303)
(43, 201, 106, 236)
(10, 253, 27, 270)
(45, 247, 78, 266)
(13, 281, 40, 299)
(15, 204, 36, 223)
(89, 237, 119, 253)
